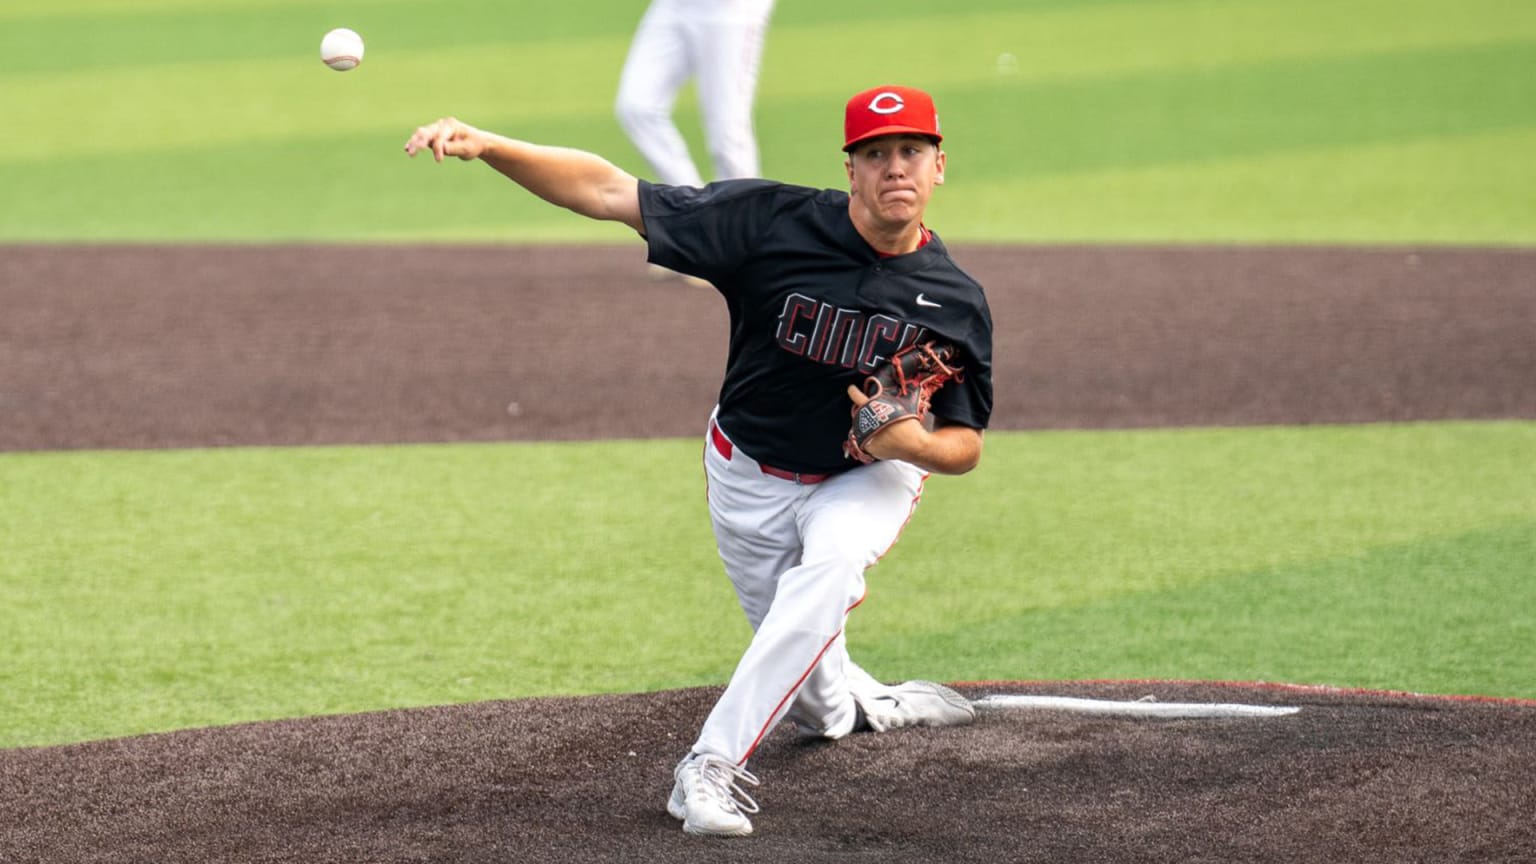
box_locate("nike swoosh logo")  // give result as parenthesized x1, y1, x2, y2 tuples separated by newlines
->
(915, 294, 942, 308)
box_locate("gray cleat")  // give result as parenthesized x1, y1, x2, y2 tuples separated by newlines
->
(857, 680, 977, 732)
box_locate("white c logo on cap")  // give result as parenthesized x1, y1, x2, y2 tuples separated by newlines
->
(867, 92, 905, 115)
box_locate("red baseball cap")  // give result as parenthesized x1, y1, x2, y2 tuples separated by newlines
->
(843, 85, 943, 152)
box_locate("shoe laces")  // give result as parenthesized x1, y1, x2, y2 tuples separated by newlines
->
(692, 755, 761, 815)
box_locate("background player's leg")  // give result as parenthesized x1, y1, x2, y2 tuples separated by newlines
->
(614, 4, 705, 187)
(692, 15, 768, 180)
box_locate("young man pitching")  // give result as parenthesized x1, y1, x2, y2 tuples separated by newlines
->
(405, 84, 993, 837)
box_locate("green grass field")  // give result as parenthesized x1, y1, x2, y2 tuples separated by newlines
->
(2, 0, 1533, 748)
(2, 0, 1533, 242)
(3, 424, 1533, 748)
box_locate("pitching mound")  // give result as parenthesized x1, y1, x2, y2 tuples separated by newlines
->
(2, 681, 1533, 863)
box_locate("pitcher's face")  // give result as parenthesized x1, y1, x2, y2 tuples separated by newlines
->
(845, 135, 946, 227)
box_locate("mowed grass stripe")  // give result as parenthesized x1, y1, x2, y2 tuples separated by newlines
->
(3, 422, 1532, 747)
(875, 522, 1536, 694)
(942, 41, 1536, 180)
(901, 422, 1536, 611)
(932, 127, 1536, 244)
(0, 120, 646, 241)
(0, 0, 401, 21)
(766, 0, 1536, 96)
(0, 2, 640, 78)
(3, 42, 1531, 240)
(1, 37, 637, 163)
(10, 38, 1529, 165)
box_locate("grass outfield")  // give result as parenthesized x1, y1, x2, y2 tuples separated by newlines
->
(1, 0, 1533, 242)
(3, 422, 1533, 748)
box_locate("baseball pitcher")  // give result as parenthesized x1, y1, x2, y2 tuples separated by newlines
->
(405, 84, 993, 838)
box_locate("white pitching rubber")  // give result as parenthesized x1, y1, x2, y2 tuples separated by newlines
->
(973, 694, 1300, 718)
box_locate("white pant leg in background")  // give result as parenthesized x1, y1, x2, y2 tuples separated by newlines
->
(691, 14, 768, 180)
(614, 2, 705, 187)
(693, 419, 927, 765)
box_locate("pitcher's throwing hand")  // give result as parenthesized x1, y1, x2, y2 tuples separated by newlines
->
(404, 117, 488, 162)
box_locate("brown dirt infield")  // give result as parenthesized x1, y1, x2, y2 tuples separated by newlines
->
(2, 244, 1534, 863)
(2, 244, 1533, 449)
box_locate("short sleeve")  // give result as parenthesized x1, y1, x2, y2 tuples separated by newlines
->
(638, 179, 783, 283)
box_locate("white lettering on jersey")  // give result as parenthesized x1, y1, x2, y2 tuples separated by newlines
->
(812, 306, 865, 367)
(775, 293, 929, 373)
(776, 294, 819, 354)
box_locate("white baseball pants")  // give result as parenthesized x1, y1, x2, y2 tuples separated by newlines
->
(692, 415, 926, 765)
(615, 0, 772, 186)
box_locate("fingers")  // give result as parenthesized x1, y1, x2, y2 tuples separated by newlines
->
(846, 384, 870, 407)
(403, 117, 469, 163)
(403, 119, 443, 160)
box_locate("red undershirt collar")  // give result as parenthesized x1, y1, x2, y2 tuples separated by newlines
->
(875, 225, 932, 259)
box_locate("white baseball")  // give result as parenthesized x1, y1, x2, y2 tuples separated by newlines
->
(320, 28, 365, 72)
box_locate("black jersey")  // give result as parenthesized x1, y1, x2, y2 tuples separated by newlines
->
(639, 178, 993, 475)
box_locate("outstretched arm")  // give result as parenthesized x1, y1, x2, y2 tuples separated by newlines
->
(404, 117, 644, 233)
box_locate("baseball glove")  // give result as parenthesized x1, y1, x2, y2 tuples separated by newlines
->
(844, 340, 963, 463)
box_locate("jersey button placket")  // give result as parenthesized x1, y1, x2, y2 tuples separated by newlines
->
(857, 262, 885, 304)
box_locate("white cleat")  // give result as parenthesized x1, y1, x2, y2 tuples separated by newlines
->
(857, 680, 977, 732)
(667, 752, 761, 837)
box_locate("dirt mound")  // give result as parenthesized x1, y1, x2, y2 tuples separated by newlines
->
(2, 682, 1533, 863)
